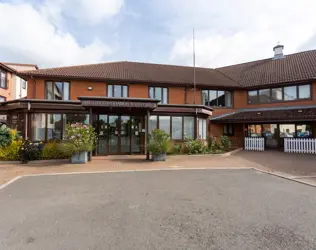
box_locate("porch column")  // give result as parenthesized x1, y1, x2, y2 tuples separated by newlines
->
(145, 110, 150, 160)
(25, 112, 28, 140)
(89, 108, 93, 160)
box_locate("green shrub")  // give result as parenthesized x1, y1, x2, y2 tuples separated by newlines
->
(207, 136, 217, 151)
(0, 127, 11, 148)
(56, 141, 76, 158)
(184, 137, 208, 155)
(42, 141, 69, 160)
(0, 139, 23, 161)
(173, 144, 182, 154)
(220, 136, 231, 150)
(148, 129, 171, 155)
(20, 140, 42, 163)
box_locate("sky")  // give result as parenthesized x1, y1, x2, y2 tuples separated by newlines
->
(1, 0, 316, 69)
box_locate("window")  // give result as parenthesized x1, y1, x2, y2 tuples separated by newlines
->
(279, 124, 295, 138)
(202, 90, 232, 107)
(248, 84, 312, 104)
(259, 89, 270, 103)
(248, 125, 262, 137)
(32, 114, 46, 141)
(298, 84, 311, 99)
(184, 117, 195, 139)
(107, 85, 128, 98)
(224, 124, 234, 136)
(159, 116, 170, 135)
(21, 79, 26, 89)
(284, 86, 297, 101)
(149, 116, 157, 134)
(149, 87, 168, 104)
(32, 113, 89, 141)
(248, 90, 258, 104)
(45, 81, 70, 100)
(47, 114, 62, 140)
(0, 70, 6, 89)
(172, 117, 183, 139)
(271, 88, 283, 101)
(0, 96, 6, 102)
(296, 124, 312, 138)
(198, 118, 207, 139)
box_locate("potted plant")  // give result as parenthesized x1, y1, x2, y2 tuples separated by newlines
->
(64, 123, 97, 164)
(148, 129, 170, 161)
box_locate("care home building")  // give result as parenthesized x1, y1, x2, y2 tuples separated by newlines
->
(1, 45, 316, 155)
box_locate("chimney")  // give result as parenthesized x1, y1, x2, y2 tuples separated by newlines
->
(273, 44, 284, 59)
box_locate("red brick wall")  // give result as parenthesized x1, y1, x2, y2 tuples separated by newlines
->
(209, 123, 244, 148)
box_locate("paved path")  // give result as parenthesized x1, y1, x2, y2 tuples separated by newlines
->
(1, 169, 315, 250)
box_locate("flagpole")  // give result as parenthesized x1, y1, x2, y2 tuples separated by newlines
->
(193, 28, 196, 104)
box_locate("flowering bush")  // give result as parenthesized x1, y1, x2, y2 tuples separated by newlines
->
(19, 139, 43, 163)
(184, 136, 208, 155)
(64, 123, 97, 153)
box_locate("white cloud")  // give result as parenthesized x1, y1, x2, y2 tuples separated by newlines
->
(158, 0, 316, 67)
(41, 0, 124, 26)
(0, 2, 117, 67)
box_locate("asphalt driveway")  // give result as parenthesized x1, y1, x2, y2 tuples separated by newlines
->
(0, 169, 316, 250)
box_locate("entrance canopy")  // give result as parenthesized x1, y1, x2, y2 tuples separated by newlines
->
(78, 96, 159, 114)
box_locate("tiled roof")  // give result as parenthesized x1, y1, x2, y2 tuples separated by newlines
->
(19, 61, 239, 88)
(216, 49, 316, 88)
(211, 106, 316, 123)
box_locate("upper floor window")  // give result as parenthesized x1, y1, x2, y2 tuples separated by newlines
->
(0, 70, 6, 89)
(149, 87, 168, 104)
(107, 85, 128, 97)
(21, 79, 26, 89)
(0, 96, 6, 102)
(248, 84, 311, 104)
(45, 81, 70, 100)
(202, 90, 232, 107)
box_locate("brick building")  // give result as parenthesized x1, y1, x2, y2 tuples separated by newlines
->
(0, 45, 315, 155)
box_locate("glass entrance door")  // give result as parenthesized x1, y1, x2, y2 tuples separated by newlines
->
(108, 115, 119, 154)
(96, 115, 142, 155)
(262, 124, 278, 148)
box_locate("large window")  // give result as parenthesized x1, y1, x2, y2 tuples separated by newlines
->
(184, 117, 195, 139)
(149, 87, 168, 104)
(202, 90, 232, 107)
(172, 117, 183, 139)
(107, 85, 128, 98)
(198, 118, 207, 139)
(0, 70, 6, 89)
(31, 113, 89, 141)
(159, 116, 170, 135)
(149, 115, 196, 140)
(46, 81, 70, 100)
(248, 84, 311, 104)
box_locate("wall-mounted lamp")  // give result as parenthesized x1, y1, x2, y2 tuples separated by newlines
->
(88, 86, 93, 91)
(256, 112, 261, 115)
(297, 110, 303, 113)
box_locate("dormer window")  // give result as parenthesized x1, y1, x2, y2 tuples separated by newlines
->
(0, 70, 6, 89)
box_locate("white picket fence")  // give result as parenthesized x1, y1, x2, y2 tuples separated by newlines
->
(244, 137, 265, 151)
(284, 138, 316, 154)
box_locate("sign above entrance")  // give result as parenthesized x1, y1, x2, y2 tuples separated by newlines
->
(81, 100, 157, 109)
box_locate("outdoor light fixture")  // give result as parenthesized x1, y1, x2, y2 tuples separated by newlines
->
(257, 112, 261, 115)
(88, 86, 93, 91)
(298, 110, 303, 113)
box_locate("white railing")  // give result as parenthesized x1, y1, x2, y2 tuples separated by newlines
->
(244, 137, 265, 151)
(284, 138, 316, 154)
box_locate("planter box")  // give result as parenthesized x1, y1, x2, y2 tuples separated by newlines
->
(152, 153, 166, 161)
(71, 151, 88, 164)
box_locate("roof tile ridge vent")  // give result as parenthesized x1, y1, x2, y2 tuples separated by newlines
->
(214, 68, 243, 87)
